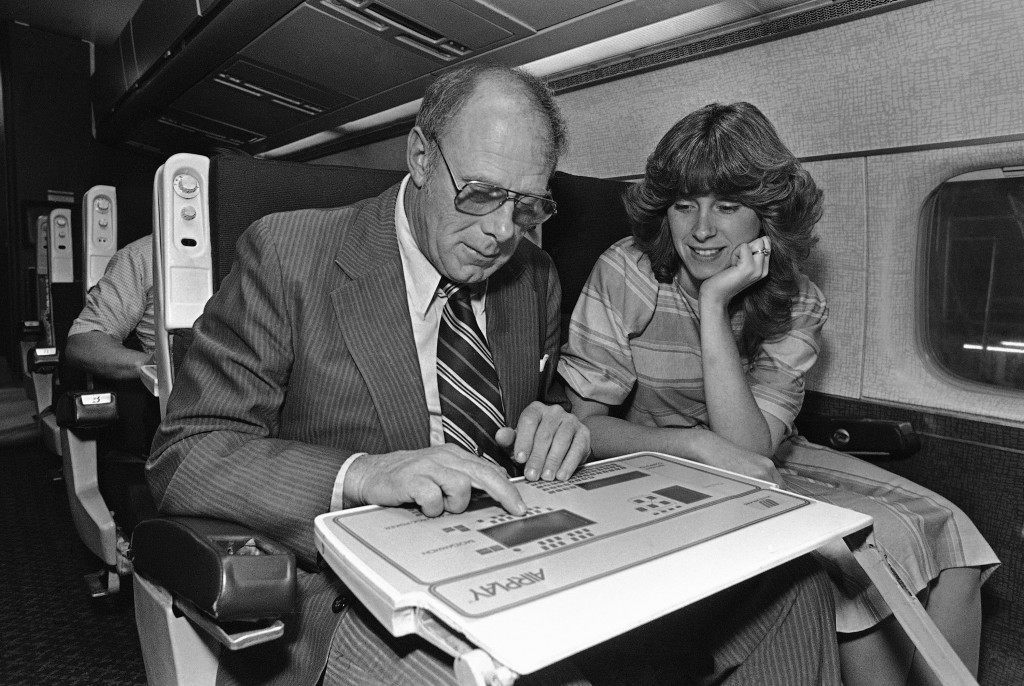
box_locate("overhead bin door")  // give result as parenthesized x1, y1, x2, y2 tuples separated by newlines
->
(173, 58, 349, 137)
(237, 1, 519, 98)
(167, 0, 525, 144)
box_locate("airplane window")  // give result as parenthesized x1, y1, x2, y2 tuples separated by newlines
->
(922, 167, 1024, 390)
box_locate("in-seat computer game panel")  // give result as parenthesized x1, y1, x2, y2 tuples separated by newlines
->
(315, 451, 872, 676)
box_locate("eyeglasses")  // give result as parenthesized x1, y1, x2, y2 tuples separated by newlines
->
(435, 142, 557, 227)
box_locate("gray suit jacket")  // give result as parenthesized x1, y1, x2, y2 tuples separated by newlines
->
(147, 183, 565, 683)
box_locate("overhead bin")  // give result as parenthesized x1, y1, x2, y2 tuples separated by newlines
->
(92, 0, 696, 158)
(93, 0, 226, 123)
(172, 58, 346, 140)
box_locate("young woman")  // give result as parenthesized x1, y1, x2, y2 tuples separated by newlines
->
(558, 102, 998, 685)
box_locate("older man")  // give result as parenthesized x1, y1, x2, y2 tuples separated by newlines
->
(148, 65, 839, 685)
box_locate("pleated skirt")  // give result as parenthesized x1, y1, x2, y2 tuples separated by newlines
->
(778, 436, 1000, 633)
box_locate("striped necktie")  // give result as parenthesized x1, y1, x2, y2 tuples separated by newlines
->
(436, 278, 515, 475)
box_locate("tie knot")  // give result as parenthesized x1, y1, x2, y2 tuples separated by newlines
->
(439, 278, 483, 304)
(438, 278, 461, 299)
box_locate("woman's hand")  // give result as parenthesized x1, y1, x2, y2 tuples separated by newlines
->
(699, 237, 772, 308)
(686, 438, 783, 486)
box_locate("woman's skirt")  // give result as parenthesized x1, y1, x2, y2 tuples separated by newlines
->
(777, 436, 999, 633)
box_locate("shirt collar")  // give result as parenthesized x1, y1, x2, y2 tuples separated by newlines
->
(395, 174, 488, 316)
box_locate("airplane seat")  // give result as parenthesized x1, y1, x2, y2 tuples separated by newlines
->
(33, 206, 83, 454)
(19, 318, 44, 380)
(20, 214, 53, 383)
(49, 185, 161, 598)
(542, 171, 633, 342)
(135, 150, 405, 686)
(20, 198, 130, 595)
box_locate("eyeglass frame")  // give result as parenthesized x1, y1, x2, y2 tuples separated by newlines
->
(432, 140, 558, 227)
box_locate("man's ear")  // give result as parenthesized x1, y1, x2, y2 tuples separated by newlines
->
(407, 126, 430, 188)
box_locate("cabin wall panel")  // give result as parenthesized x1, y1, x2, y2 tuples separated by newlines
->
(557, 0, 1024, 177)
(802, 158, 867, 398)
(862, 140, 1024, 426)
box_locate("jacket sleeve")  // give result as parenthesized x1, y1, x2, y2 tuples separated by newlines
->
(147, 217, 350, 566)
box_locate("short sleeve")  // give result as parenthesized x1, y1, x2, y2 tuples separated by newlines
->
(558, 239, 655, 406)
(747, 276, 828, 432)
(68, 237, 150, 343)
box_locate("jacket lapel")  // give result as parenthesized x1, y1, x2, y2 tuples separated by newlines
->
(330, 185, 430, 452)
(487, 253, 537, 424)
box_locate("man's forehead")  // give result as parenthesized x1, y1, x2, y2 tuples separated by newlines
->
(446, 105, 552, 186)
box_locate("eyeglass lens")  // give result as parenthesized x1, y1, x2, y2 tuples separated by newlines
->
(455, 182, 556, 225)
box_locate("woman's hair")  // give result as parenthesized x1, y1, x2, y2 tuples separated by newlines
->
(416, 64, 568, 169)
(625, 102, 823, 355)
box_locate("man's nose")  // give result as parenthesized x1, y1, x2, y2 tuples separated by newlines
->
(480, 201, 518, 243)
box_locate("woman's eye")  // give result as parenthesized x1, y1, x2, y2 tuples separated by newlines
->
(717, 203, 740, 213)
(674, 201, 696, 211)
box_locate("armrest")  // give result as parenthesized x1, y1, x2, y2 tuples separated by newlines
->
(55, 390, 118, 429)
(795, 413, 921, 460)
(28, 346, 59, 374)
(26, 347, 58, 413)
(131, 517, 297, 624)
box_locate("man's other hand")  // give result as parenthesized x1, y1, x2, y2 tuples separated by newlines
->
(346, 446, 526, 517)
(502, 402, 590, 482)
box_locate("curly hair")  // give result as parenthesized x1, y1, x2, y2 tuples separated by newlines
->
(625, 102, 823, 355)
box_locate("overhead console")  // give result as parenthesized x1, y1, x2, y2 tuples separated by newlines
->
(92, 0, 701, 159)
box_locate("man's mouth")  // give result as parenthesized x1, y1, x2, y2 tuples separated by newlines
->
(466, 244, 500, 260)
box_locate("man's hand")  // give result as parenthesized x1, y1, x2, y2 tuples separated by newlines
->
(345, 445, 526, 516)
(501, 402, 590, 482)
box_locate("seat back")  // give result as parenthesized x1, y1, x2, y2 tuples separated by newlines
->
(153, 154, 214, 417)
(152, 150, 406, 416)
(207, 150, 407, 286)
(20, 214, 54, 384)
(46, 206, 87, 374)
(82, 185, 118, 292)
(34, 214, 52, 345)
(28, 206, 83, 415)
(48, 206, 75, 285)
(542, 171, 633, 340)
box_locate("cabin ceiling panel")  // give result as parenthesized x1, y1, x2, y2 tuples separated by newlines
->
(802, 158, 868, 399)
(238, 3, 455, 100)
(863, 140, 1024, 427)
